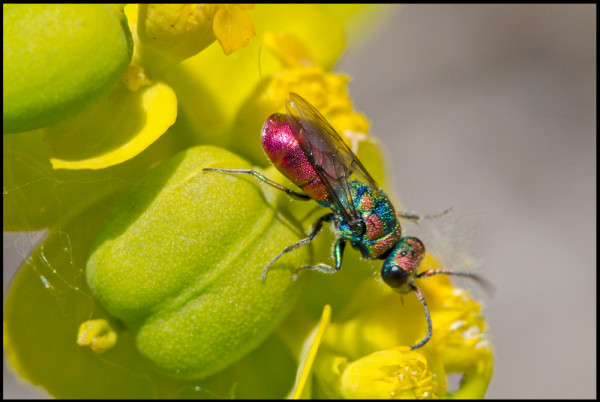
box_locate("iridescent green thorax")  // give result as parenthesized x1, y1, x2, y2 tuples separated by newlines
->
(336, 180, 402, 260)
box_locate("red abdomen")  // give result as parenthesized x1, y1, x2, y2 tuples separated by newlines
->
(261, 113, 330, 203)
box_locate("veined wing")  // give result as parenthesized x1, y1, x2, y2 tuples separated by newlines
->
(285, 92, 377, 232)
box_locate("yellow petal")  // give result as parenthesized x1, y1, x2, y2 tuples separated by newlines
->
(46, 81, 177, 170)
(213, 5, 255, 55)
(289, 304, 332, 399)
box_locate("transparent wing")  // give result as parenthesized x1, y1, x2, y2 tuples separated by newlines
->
(285, 92, 377, 231)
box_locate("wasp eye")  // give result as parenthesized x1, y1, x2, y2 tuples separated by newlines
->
(381, 264, 408, 289)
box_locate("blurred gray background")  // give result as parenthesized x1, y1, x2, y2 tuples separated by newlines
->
(340, 4, 595, 398)
(4, 4, 596, 399)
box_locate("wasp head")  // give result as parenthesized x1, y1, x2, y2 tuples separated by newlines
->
(381, 237, 425, 294)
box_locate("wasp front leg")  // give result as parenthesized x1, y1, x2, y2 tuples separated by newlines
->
(409, 284, 433, 350)
(261, 213, 335, 280)
(293, 238, 347, 280)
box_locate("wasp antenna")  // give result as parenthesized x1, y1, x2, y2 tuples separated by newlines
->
(468, 273, 495, 296)
(417, 268, 495, 297)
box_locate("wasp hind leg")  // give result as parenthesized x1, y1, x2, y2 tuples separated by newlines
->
(261, 213, 335, 280)
(202, 168, 311, 201)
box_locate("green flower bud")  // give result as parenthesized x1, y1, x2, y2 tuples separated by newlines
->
(86, 145, 308, 379)
(3, 5, 133, 133)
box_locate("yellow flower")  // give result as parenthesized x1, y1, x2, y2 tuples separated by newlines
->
(285, 254, 493, 399)
(339, 348, 438, 399)
(4, 4, 493, 399)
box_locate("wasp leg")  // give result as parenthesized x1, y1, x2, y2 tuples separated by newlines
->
(293, 239, 346, 280)
(409, 284, 433, 350)
(202, 167, 311, 201)
(261, 213, 335, 280)
(398, 206, 453, 224)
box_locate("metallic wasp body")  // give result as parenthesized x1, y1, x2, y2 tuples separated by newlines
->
(204, 92, 481, 349)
